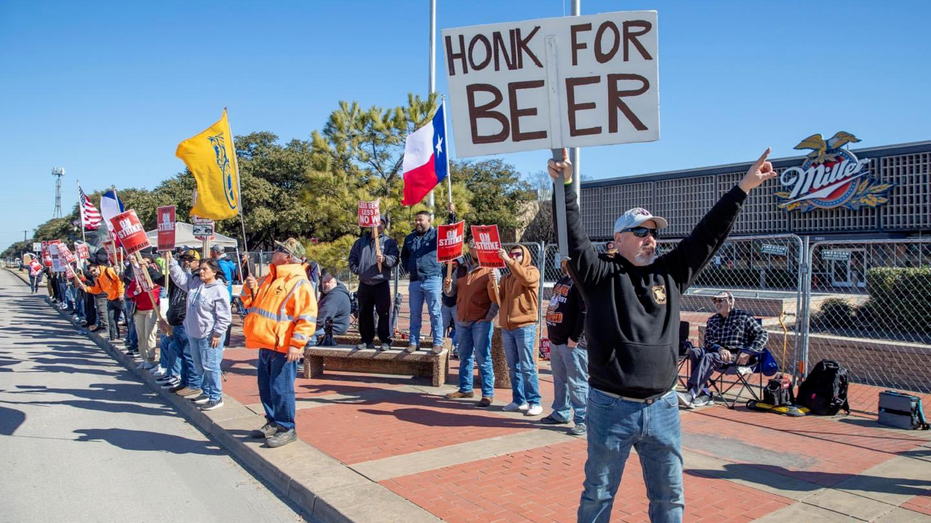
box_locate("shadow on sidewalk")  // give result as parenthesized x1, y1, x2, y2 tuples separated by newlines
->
(686, 463, 931, 495)
(0, 405, 25, 435)
(73, 428, 224, 455)
(357, 405, 568, 431)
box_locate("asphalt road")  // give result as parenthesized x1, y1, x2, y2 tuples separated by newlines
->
(0, 269, 302, 523)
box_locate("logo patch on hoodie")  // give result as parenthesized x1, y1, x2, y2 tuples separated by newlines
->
(652, 285, 667, 304)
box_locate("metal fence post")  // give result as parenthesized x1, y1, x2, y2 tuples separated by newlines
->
(537, 241, 547, 344)
(798, 235, 812, 379)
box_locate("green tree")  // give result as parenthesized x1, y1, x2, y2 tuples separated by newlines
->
(455, 159, 533, 235)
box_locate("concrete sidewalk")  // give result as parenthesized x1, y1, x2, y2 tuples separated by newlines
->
(10, 267, 931, 523)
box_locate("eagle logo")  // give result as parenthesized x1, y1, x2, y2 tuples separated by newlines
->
(776, 132, 893, 212)
(208, 133, 238, 211)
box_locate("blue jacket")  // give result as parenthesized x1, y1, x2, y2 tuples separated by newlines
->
(401, 228, 443, 281)
(401, 211, 458, 282)
(216, 255, 237, 298)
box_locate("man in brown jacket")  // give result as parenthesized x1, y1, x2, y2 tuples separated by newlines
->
(444, 239, 498, 408)
(489, 244, 543, 415)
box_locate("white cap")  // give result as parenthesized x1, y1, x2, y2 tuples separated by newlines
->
(613, 207, 668, 234)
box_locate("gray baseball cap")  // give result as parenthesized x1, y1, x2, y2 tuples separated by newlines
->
(613, 207, 668, 234)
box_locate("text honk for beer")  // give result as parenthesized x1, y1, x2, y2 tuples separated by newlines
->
(444, 11, 659, 157)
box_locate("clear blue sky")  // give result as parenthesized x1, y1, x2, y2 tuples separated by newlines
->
(2, 0, 929, 252)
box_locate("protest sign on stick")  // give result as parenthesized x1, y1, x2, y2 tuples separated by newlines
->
(110, 210, 151, 255)
(470, 225, 505, 269)
(157, 206, 177, 251)
(439, 220, 465, 287)
(75, 242, 89, 261)
(444, 11, 659, 259)
(358, 200, 382, 272)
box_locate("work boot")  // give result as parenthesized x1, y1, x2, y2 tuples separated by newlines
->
(445, 390, 474, 399)
(251, 423, 278, 439)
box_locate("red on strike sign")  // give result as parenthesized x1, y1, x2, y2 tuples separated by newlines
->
(110, 210, 151, 255)
(357, 200, 380, 228)
(437, 221, 464, 263)
(58, 243, 77, 265)
(41, 241, 52, 267)
(157, 206, 176, 251)
(75, 242, 89, 260)
(470, 225, 505, 268)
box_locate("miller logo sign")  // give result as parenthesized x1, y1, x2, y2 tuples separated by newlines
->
(776, 132, 893, 212)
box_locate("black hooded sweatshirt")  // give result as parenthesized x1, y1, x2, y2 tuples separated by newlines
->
(555, 183, 746, 399)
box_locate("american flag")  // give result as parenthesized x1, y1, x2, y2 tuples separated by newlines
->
(78, 185, 102, 230)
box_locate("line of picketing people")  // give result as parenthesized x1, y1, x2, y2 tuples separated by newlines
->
(30, 143, 777, 523)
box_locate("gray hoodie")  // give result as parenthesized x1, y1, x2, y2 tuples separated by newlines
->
(169, 260, 232, 339)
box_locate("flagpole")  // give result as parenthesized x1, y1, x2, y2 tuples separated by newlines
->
(76, 180, 87, 245)
(427, 0, 437, 217)
(224, 107, 251, 280)
(442, 97, 452, 204)
(110, 185, 123, 268)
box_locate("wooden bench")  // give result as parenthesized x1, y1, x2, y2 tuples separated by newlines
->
(303, 345, 450, 387)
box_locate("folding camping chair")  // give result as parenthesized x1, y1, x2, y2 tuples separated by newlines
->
(676, 321, 692, 389)
(709, 319, 778, 408)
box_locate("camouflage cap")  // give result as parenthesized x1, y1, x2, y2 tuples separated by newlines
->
(275, 238, 306, 259)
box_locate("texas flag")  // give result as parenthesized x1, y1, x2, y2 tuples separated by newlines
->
(402, 102, 448, 206)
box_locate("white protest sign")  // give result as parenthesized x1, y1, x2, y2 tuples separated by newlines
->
(443, 11, 658, 157)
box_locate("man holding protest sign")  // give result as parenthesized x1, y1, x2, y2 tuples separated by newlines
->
(549, 148, 777, 522)
(400, 202, 457, 353)
(349, 213, 399, 351)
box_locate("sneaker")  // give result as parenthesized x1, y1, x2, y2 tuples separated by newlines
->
(168, 383, 186, 393)
(135, 361, 147, 370)
(540, 414, 570, 425)
(155, 375, 174, 384)
(191, 394, 210, 405)
(431, 345, 443, 354)
(160, 379, 181, 390)
(445, 390, 475, 399)
(356, 342, 375, 350)
(405, 344, 417, 353)
(380, 343, 391, 351)
(124, 349, 136, 357)
(150, 367, 166, 378)
(175, 387, 201, 398)
(88, 326, 102, 333)
(525, 405, 543, 416)
(251, 422, 278, 439)
(677, 392, 694, 409)
(265, 428, 296, 448)
(736, 366, 753, 376)
(568, 423, 587, 436)
(475, 397, 493, 408)
(143, 362, 158, 371)
(199, 399, 224, 411)
(691, 393, 714, 408)
(504, 402, 529, 412)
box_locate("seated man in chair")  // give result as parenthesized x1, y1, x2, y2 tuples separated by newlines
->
(678, 291, 768, 408)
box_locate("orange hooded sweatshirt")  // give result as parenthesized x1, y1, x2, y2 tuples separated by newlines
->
(488, 244, 539, 330)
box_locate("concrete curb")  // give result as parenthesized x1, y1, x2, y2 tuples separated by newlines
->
(6, 268, 442, 523)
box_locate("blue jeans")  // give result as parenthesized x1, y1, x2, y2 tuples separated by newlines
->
(501, 325, 541, 407)
(577, 389, 684, 523)
(257, 348, 297, 430)
(441, 304, 457, 348)
(408, 277, 443, 346)
(189, 335, 224, 401)
(172, 325, 196, 387)
(550, 343, 589, 425)
(158, 332, 183, 379)
(455, 320, 494, 398)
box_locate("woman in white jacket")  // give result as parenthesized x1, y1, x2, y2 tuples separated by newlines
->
(167, 254, 232, 411)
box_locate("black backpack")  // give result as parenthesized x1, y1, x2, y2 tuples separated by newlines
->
(797, 360, 850, 415)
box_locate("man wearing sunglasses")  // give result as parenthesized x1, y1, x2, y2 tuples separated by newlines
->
(679, 291, 768, 409)
(549, 147, 777, 523)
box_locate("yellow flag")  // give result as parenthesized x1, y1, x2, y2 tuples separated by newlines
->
(176, 109, 240, 220)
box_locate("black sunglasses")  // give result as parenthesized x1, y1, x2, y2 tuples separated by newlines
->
(623, 227, 659, 239)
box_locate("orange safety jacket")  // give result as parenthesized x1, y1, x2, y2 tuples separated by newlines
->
(85, 266, 125, 301)
(241, 263, 317, 353)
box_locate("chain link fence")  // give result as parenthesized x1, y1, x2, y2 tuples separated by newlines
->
(243, 235, 931, 394)
(804, 239, 931, 392)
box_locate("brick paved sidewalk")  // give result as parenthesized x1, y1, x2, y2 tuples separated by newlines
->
(219, 343, 931, 523)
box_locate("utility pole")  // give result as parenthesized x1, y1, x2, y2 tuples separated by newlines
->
(52, 167, 65, 218)
(427, 0, 436, 217)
